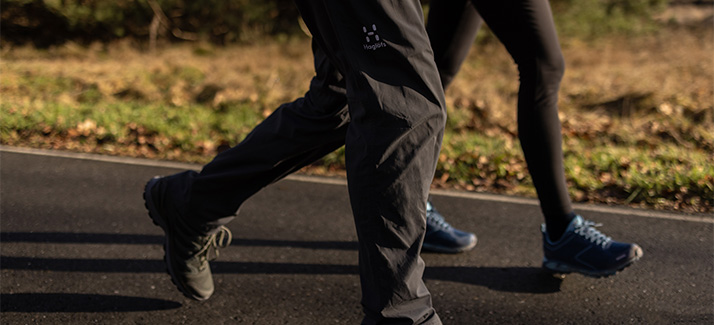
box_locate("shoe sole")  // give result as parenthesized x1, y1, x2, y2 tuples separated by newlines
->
(422, 235, 478, 254)
(542, 248, 643, 278)
(144, 177, 208, 301)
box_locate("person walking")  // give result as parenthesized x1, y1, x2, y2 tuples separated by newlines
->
(424, 0, 643, 277)
(145, 1, 449, 323)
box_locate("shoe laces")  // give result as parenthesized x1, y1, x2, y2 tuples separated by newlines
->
(426, 203, 452, 230)
(574, 220, 612, 248)
(195, 226, 233, 266)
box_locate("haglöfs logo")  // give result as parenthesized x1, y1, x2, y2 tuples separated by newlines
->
(363, 24, 387, 51)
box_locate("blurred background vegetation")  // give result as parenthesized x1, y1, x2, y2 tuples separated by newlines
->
(2, 0, 300, 47)
(1, 0, 713, 213)
(0, 0, 676, 46)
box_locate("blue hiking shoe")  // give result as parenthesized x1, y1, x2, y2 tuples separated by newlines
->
(542, 215, 643, 278)
(422, 201, 477, 254)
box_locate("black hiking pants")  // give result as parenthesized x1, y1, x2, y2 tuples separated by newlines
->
(163, 1, 446, 323)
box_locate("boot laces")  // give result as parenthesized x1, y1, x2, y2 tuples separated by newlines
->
(574, 220, 612, 248)
(195, 226, 233, 266)
(426, 204, 452, 230)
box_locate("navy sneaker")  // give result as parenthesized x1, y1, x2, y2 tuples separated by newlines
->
(144, 176, 232, 301)
(422, 201, 477, 253)
(542, 215, 643, 278)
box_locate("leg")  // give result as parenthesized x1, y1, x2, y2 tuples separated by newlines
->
(183, 41, 351, 225)
(144, 40, 352, 300)
(295, 1, 446, 323)
(420, 0, 484, 254)
(426, 0, 482, 88)
(472, 0, 573, 236)
(472, 0, 642, 276)
(424, 0, 642, 278)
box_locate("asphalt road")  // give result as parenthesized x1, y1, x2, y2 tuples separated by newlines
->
(1, 146, 712, 324)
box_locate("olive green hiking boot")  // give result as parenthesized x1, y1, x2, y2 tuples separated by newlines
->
(144, 176, 232, 301)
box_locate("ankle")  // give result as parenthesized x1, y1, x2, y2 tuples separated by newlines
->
(546, 212, 577, 242)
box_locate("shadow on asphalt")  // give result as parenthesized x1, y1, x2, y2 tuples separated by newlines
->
(424, 266, 562, 294)
(0, 293, 182, 313)
(2, 231, 563, 296)
(0, 232, 358, 250)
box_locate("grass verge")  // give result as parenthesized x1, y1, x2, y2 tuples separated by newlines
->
(1, 29, 712, 213)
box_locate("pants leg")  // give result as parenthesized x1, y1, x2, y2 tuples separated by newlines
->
(469, 0, 573, 223)
(426, 0, 482, 88)
(295, 1, 446, 324)
(426, 0, 572, 229)
(161, 41, 351, 228)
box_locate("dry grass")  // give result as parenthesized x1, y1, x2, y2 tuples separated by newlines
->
(448, 28, 713, 137)
(1, 39, 314, 113)
(2, 29, 710, 126)
(1, 28, 712, 212)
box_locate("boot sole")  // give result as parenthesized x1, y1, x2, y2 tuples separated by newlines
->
(542, 250, 643, 279)
(422, 235, 478, 254)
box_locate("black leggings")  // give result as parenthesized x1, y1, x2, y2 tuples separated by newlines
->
(427, 0, 574, 228)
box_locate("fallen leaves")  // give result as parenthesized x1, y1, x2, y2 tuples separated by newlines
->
(1, 36, 712, 213)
